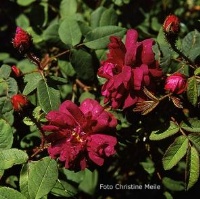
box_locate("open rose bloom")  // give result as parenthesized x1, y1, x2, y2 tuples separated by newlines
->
(98, 29, 162, 109)
(42, 99, 117, 170)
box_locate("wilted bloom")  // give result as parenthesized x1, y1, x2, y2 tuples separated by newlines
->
(42, 99, 117, 170)
(164, 73, 187, 94)
(12, 27, 32, 54)
(11, 94, 28, 111)
(11, 65, 21, 77)
(98, 29, 162, 109)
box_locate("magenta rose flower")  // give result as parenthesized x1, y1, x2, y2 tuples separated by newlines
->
(98, 29, 162, 109)
(42, 99, 117, 170)
(164, 73, 187, 94)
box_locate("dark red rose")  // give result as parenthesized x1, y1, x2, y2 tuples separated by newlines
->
(42, 99, 117, 170)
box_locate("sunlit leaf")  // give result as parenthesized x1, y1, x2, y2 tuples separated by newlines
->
(0, 187, 27, 199)
(185, 146, 199, 190)
(37, 79, 60, 113)
(28, 157, 58, 199)
(0, 119, 13, 150)
(150, 121, 179, 140)
(162, 177, 185, 191)
(180, 117, 200, 133)
(163, 135, 189, 170)
(0, 149, 28, 170)
(187, 76, 198, 106)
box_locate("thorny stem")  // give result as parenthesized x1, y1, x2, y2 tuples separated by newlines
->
(170, 43, 196, 69)
(27, 113, 47, 157)
(26, 52, 42, 69)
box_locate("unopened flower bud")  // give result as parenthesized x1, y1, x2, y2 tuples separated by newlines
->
(164, 73, 187, 94)
(11, 65, 21, 77)
(163, 14, 180, 43)
(11, 94, 28, 111)
(12, 27, 32, 54)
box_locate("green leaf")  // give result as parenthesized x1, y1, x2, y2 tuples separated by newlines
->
(162, 135, 189, 170)
(42, 22, 61, 44)
(186, 146, 199, 190)
(0, 149, 28, 170)
(194, 67, 200, 75)
(140, 158, 155, 174)
(6, 77, 18, 97)
(0, 53, 10, 61)
(152, 43, 172, 74)
(84, 26, 126, 49)
(28, 157, 58, 199)
(59, 0, 77, 18)
(51, 180, 78, 197)
(0, 97, 13, 114)
(0, 79, 8, 96)
(71, 49, 94, 80)
(90, 7, 106, 28)
(188, 133, 200, 152)
(58, 60, 76, 78)
(99, 7, 118, 26)
(16, 14, 30, 29)
(0, 119, 13, 150)
(150, 121, 179, 140)
(17, 0, 36, 6)
(20, 164, 30, 198)
(37, 79, 60, 113)
(187, 76, 198, 106)
(0, 64, 11, 79)
(23, 72, 43, 95)
(162, 177, 185, 191)
(61, 168, 85, 184)
(180, 117, 200, 133)
(182, 30, 200, 62)
(79, 91, 95, 103)
(58, 18, 82, 46)
(79, 169, 98, 195)
(163, 191, 173, 199)
(17, 59, 38, 73)
(0, 187, 27, 199)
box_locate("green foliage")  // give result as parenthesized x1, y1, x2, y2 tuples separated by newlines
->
(20, 157, 58, 199)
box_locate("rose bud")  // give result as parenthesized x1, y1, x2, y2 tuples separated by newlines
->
(11, 65, 21, 77)
(164, 73, 187, 94)
(163, 14, 180, 43)
(12, 27, 32, 54)
(11, 94, 28, 111)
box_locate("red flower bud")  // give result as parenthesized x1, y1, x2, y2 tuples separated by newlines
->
(12, 27, 32, 54)
(163, 14, 180, 35)
(11, 94, 28, 111)
(164, 73, 187, 94)
(11, 65, 21, 77)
